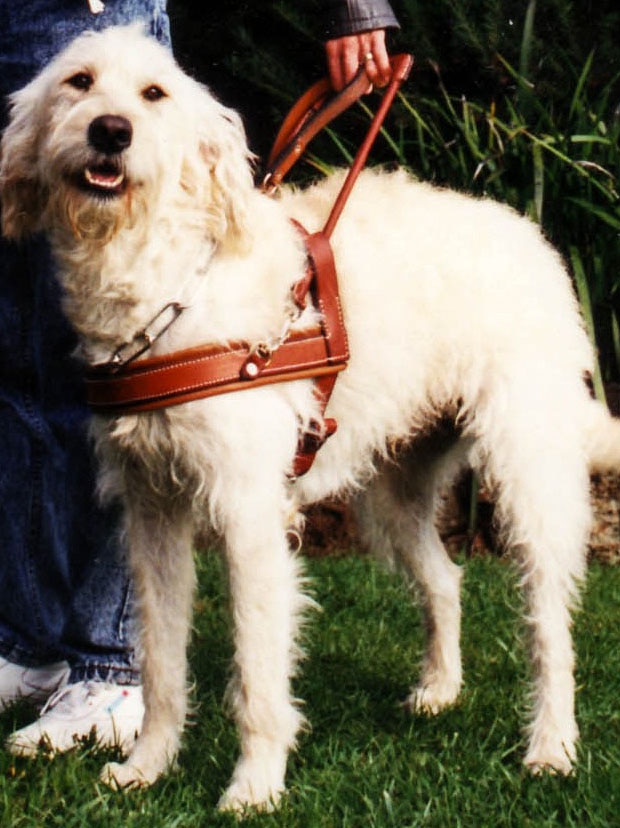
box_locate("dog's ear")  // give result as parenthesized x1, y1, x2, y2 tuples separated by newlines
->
(185, 91, 256, 253)
(0, 79, 48, 240)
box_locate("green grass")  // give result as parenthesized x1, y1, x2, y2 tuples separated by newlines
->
(2, 552, 620, 827)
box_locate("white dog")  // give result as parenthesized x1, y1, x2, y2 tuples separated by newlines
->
(2, 25, 619, 812)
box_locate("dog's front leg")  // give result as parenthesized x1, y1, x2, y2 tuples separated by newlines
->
(217, 488, 308, 813)
(101, 505, 196, 789)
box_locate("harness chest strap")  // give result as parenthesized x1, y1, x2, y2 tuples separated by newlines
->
(85, 324, 348, 411)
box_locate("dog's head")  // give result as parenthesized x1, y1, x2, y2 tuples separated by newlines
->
(0, 24, 254, 249)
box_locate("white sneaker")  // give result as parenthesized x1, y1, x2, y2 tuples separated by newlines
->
(6, 681, 144, 757)
(0, 656, 70, 710)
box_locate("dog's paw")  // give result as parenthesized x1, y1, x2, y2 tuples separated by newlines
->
(524, 744, 575, 776)
(404, 680, 460, 716)
(524, 722, 577, 776)
(100, 760, 157, 790)
(217, 779, 283, 815)
(524, 755, 574, 776)
(218, 788, 282, 816)
(217, 754, 286, 814)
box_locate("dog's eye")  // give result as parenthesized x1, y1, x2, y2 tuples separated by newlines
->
(142, 85, 167, 102)
(65, 72, 94, 92)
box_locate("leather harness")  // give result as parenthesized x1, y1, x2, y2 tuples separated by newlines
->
(85, 55, 413, 477)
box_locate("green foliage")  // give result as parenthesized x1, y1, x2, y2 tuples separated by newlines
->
(2, 552, 620, 826)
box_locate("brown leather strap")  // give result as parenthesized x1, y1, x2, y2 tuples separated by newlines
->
(263, 77, 332, 180)
(292, 372, 339, 477)
(323, 53, 414, 239)
(86, 325, 348, 414)
(262, 54, 413, 192)
(262, 69, 370, 191)
(305, 231, 347, 358)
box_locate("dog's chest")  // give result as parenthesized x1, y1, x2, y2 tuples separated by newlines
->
(106, 411, 208, 506)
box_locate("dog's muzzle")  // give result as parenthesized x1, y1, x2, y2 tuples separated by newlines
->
(79, 114, 132, 197)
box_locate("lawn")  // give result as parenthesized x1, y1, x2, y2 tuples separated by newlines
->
(1, 551, 620, 827)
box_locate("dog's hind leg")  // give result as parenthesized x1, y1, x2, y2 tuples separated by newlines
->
(356, 432, 469, 715)
(101, 505, 196, 789)
(476, 382, 590, 774)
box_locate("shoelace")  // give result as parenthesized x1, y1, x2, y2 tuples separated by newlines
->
(38, 681, 98, 718)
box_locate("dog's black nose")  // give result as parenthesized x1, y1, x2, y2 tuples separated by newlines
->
(87, 115, 133, 154)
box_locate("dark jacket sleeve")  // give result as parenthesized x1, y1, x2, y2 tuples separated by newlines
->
(322, 0, 400, 39)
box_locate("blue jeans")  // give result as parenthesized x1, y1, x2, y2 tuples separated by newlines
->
(0, 1, 170, 684)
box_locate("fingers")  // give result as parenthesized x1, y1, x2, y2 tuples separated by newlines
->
(364, 30, 392, 88)
(325, 35, 360, 92)
(325, 30, 392, 92)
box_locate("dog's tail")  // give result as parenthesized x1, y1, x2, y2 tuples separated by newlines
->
(586, 399, 620, 472)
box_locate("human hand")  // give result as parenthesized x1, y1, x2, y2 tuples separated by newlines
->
(324, 29, 392, 91)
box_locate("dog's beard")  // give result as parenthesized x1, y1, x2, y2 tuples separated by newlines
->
(45, 179, 147, 243)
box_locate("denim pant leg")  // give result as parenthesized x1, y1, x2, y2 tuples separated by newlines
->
(0, 0, 171, 684)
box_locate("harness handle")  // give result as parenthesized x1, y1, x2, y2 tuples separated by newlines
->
(261, 53, 414, 198)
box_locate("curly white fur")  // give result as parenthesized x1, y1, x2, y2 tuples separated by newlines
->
(2, 24, 619, 812)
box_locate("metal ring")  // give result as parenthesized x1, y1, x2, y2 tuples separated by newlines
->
(286, 529, 303, 554)
(364, 51, 374, 62)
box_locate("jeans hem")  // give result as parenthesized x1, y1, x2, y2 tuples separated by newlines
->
(69, 664, 141, 686)
(0, 636, 139, 685)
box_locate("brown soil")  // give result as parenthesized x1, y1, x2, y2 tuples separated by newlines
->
(303, 471, 620, 564)
(305, 386, 620, 562)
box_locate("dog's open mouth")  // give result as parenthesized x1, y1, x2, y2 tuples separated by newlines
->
(78, 160, 126, 197)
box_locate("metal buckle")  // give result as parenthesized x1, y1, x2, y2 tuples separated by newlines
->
(109, 302, 185, 370)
